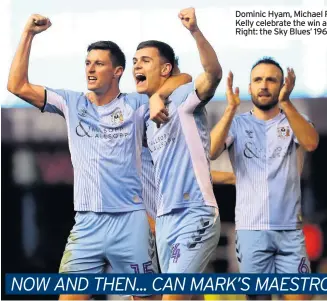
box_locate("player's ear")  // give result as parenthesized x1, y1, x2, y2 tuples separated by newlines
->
(113, 66, 124, 79)
(248, 83, 252, 96)
(161, 63, 173, 77)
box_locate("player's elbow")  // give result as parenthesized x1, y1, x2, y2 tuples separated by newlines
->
(209, 146, 223, 160)
(209, 151, 218, 161)
(209, 143, 216, 160)
(7, 79, 24, 95)
(7, 81, 17, 94)
(305, 133, 319, 152)
(209, 143, 225, 160)
(304, 141, 319, 152)
(206, 70, 222, 93)
(215, 67, 223, 82)
(209, 64, 222, 83)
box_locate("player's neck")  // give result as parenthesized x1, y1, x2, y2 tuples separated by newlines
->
(252, 105, 281, 121)
(92, 87, 121, 106)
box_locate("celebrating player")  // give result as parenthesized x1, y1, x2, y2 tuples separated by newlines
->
(210, 58, 319, 300)
(133, 7, 222, 300)
(7, 14, 190, 300)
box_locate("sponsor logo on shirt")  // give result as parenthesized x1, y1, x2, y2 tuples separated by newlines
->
(75, 120, 128, 139)
(243, 142, 261, 159)
(148, 133, 176, 152)
(243, 142, 292, 159)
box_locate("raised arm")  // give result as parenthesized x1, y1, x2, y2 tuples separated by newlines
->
(278, 68, 319, 152)
(179, 7, 222, 101)
(210, 71, 240, 160)
(7, 14, 52, 109)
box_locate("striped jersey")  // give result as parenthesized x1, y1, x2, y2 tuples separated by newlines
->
(42, 88, 148, 213)
(146, 82, 217, 216)
(226, 110, 309, 230)
(141, 147, 156, 219)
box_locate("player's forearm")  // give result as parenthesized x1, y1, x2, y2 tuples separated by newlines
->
(280, 101, 319, 152)
(191, 29, 222, 85)
(210, 105, 237, 160)
(156, 73, 192, 99)
(211, 171, 236, 185)
(7, 31, 34, 94)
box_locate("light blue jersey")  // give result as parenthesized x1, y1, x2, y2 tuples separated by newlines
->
(141, 147, 156, 219)
(146, 82, 217, 216)
(227, 110, 309, 230)
(43, 88, 148, 212)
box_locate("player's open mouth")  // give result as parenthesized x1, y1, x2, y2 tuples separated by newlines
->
(88, 76, 97, 83)
(135, 73, 146, 86)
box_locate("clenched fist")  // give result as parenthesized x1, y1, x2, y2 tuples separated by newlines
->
(24, 14, 52, 35)
(178, 7, 199, 33)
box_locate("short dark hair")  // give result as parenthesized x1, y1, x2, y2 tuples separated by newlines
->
(137, 40, 175, 73)
(87, 41, 126, 70)
(251, 57, 284, 84)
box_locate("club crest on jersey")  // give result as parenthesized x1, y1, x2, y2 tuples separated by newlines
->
(277, 125, 290, 139)
(111, 109, 124, 126)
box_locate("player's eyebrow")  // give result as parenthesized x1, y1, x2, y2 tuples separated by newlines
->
(85, 59, 105, 63)
(252, 76, 278, 82)
(133, 56, 153, 62)
(266, 76, 278, 82)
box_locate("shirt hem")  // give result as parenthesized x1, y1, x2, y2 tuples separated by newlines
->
(235, 224, 302, 230)
(74, 206, 145, 213)
(157, 202, 218, 217)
